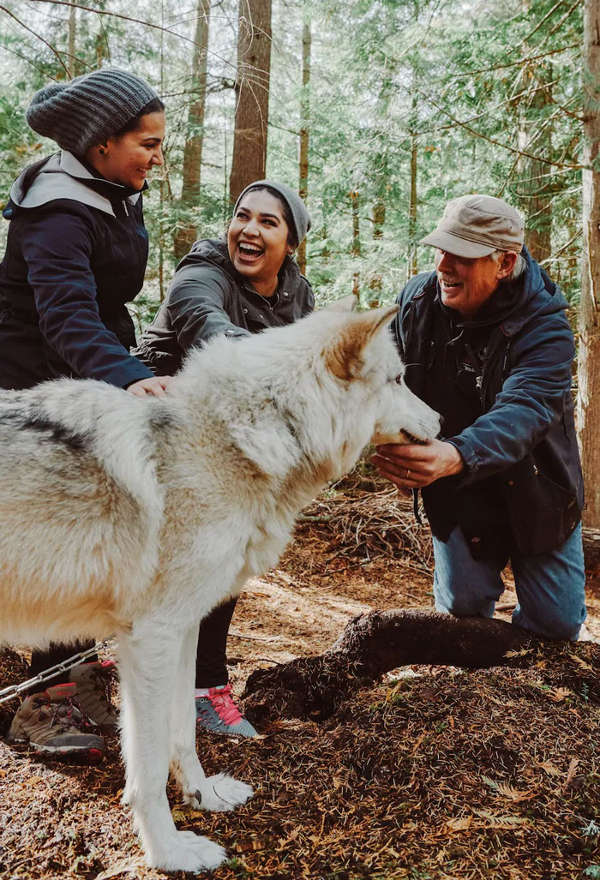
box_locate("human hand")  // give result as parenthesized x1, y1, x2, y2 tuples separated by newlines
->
(127, 376, 173, 398)
(372, 438, 464, 492)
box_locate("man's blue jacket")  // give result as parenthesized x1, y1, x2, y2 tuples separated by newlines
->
(392, 248, 583, 560)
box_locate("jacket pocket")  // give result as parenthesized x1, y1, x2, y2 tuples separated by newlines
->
(503, 461, 580, 556)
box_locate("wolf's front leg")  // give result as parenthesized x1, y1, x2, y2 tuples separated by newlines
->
(169, 619, 254, 812)
(117, 624, 226, 872)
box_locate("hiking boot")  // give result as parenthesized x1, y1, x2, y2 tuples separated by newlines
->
(70, 660, 119, 732)
(8, 682, 105, 761)
(195, 684, 258, 738)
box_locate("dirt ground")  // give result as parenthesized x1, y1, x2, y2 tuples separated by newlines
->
(1, 478, 599, 880)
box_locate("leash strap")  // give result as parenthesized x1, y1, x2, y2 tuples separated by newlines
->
(0, 639, 113, 705)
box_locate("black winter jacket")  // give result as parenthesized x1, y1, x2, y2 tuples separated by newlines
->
(0, 151, 154, 390)
(135, 238, 315, 375)
(392, 249, 583, 559)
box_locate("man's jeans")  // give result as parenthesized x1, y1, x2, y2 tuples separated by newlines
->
(432, 523, 586, 640)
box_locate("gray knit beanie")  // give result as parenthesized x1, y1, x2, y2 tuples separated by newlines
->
(26, 68, 160, 156)
(234, 180, 311, 247)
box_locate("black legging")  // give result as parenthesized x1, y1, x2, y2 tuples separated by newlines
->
(29, 598, 237, 692)
(29, 640, 97, 688)
(195, 597, 237, 689)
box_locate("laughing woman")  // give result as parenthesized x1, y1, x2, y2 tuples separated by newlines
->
(135, 180, 314, 736)
(0, 69, 170, 760)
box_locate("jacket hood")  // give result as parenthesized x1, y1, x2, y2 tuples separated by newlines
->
(498, 246, 569, 336)
(7, 151, 143, 218)
(177, 238, 305, 292)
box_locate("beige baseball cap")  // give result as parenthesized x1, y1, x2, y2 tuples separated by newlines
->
(420, 194, 524, 258)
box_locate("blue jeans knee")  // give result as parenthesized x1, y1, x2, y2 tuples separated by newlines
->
(432, 523, 587, 641)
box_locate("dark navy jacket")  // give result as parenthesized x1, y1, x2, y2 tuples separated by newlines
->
(0, 151, 154, 390)
(135, 238, 315, 375)
(392, 249, 583, 559)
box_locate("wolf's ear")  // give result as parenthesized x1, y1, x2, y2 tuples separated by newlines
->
(325, 304, 399, 381)
(322, 293, 359, 313)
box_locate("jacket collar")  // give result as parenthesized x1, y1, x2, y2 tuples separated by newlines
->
(178, 238, 305, 298)
(9, 150, 145, 217)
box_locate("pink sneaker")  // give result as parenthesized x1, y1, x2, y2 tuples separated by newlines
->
(195, 684, 257, 738)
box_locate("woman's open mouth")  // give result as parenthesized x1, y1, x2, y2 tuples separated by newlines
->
(237, 242, 264, 262)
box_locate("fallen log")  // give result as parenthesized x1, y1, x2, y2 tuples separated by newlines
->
(242, 609, 600, 725)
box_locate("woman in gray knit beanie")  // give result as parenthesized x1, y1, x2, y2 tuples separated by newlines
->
(0, 69, 171, 761)
(26, 67, 166, 191)
(134, 180, 313, 738)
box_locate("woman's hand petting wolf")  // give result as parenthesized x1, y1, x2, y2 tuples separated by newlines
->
(372, 439, 464, 491)
(127, 376, 173, 398)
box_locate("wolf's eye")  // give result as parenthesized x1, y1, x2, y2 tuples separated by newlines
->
(394, 374, 403, 385)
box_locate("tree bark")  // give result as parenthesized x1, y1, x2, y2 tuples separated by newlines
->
(371, 60, 395, 244)
(242, 609, 600, 725)
(408, 128, 418, 277)
(94, 0, 108, 67)
(67, 0, 77, 78)
(408, 83, 419, 279)
(350, 189, 360, 297)
(519, 63, 553, 264)
(229, 0, 272, 205)
(297, 12, 311, 275)
(577, 0, 600, 527)
(174, 0, 211, 261)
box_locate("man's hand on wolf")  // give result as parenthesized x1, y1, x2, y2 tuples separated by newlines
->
(373, 439, 464, 492)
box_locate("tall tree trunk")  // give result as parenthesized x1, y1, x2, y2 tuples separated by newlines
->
(158, 0, 167, 302)
(350, 189, 361, 297)
(67, 1, 77, 77)
(174, 0, 211, 261)
(372, 197, 385, 241)
(408, 129, 418, 278)
(229, 0, 272, 204)
(94, 0, 109, 70)
(577, 0, 600, 526)
(520, 64, 553, 263)
(407, 89, 418, 279)
(297, 12, 311, 275)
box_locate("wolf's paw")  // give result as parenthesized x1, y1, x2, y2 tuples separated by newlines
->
(148, 830, 226, 871)
(196, 772, 254, 812)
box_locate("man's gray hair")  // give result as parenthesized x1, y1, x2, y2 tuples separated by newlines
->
(491, 249, 526, 281)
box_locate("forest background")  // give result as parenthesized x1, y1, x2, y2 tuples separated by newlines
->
(1, 0, 599, 520)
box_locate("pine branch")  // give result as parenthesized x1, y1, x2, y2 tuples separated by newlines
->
(518, 0, 571, 48)
(22, 0, 237, 76)
(445, 43, 580, 81)
(0, 4, 69, 75)
(419, 90, 585, 171)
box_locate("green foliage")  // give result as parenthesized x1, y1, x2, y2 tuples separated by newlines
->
(0, 0, 585, 318)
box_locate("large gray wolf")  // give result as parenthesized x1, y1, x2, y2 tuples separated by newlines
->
(0, 305, 439, 871)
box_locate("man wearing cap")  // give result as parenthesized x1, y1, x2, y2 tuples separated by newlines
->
(374, 194, 587, 641)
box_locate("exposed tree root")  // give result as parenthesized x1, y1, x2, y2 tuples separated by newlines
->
(242, 609, 600, 724)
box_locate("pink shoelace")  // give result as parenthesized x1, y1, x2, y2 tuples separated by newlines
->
(206, 684, 243, 726)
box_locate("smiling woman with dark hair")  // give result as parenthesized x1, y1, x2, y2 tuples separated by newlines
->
(136, 179, 314, 737)
(0, 68, 172, 762)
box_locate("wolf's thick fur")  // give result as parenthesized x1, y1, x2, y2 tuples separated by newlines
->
(0, 305, 439, 871)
